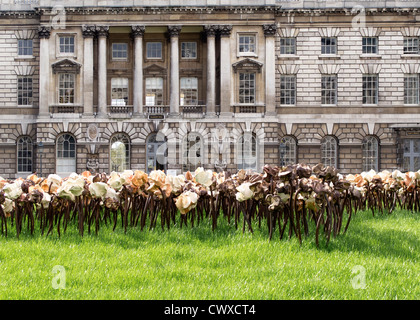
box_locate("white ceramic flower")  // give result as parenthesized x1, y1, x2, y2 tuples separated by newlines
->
(1, 198, 14, 215)
(108, 171, 125, 191)
(195, 170, 213, 187)
(3, 182, 23, 200)
(175, 190, 199, 215)
(89, 182, 108, 198)
(391, 170, 405, 181)
(165, 174, 185, 194)
(41, 192, 51, 209)
(235, 182, 254, 202)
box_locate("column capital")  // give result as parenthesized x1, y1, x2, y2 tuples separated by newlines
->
(263, 24, 277, 37)
(38, 26, 51, 39)
(204, 25, 218, 37)
(218, 25, 232, 37)
(131, 25, 145, 38)
(82, 25, 96, 38)
(96, 25, 109, 37)
(168, 25, 182, 37)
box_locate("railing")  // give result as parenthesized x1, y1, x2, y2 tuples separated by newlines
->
(180, 105, 206, 118)
(232, 105, 266, 114)
(107, 105, 133, 118)
(145, 105, 170, 115)
(49, 105, 83, 114)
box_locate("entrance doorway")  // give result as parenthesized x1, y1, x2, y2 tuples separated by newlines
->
(146, 132, 167, 173)
(403, 139, 420, 171)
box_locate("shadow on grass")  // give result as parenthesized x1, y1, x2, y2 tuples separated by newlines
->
(1, 210, 419, 262)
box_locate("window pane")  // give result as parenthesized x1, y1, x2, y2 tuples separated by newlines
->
(112, 43, 128, 59)
(321, 136, 337, 168)
(146, 42, 162, 59)
(59, 73, 75, 104)
(180, 77, 198, 106)
(111, 78, 129, 106)
(280, 75, 296, 105)
(17, 136, 33, 172)
(59, 36, 75, 53)
(181, 42, 197, 59)
(110, 134, 130, 172)
(404, 74, 419, 104)
(321, 75, 337, 105)
(239, 73, 255, 104)
(362, 75, 378, 104)
(17, 77, 33, 106)
(239, 35, 256, 53)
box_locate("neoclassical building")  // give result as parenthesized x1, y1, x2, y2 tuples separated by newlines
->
(0, 0, 419, 178)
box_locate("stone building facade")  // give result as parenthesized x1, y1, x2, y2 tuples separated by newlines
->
(0, 0, 419, 178)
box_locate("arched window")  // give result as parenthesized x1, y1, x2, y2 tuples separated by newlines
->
(238, 132, 258, 171)
(146, 132, 167, 173)
(110, 133, 130, 172)
(17, 136, 33, 174)
(362, 136, 379, 172)
(182, 132, 203, 172)
(280, 136, 297, 166)
(56, 133, 76, 175)
(321, 136, 338, 168)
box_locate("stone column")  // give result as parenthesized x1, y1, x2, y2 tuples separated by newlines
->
(263, 24, 277, 116)
(204, 25, 217, 117)
(82, 25, 96, 116)
(96, 25, 109, 117)
(131, 25, 145, 117)
(38, 26, 51, 117)
(219, 25, 232, 116)
(168, 25, 182, 116)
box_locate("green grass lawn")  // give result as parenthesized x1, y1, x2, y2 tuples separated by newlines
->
(0, 208, 418, 300)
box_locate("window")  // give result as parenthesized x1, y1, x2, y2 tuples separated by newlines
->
(58, 73, 75, 104)
(18, 39, 33, 56)
(110, 133, 130, 172)
(56, 134, 76, 175)
(403, 139, 420, 172)
(321, 37, 337, 54)
(17, 136, 33, 173)
(146, 42, 162, 59)
(146, 78, 164, 106)
(321, 75, 337, 105)
(280, 75, 296, 105)
(239, 73, 255, 104)
(362, 74, 378, 104)
(181, 42, 197, 59)
(321, 136, 338, 168)
(280, 38, 296, 55)
(146, 133, 167, 173)
(404, 74, 419, 105)
(112, 43, 128, 60)
(180, 77, 198, 106)
(59, 36, 75, 54)
(238, 133, 258, 171)
(279, 136, 297, 166)
(403, 37, 419, 54)
(362, 136, 379, 172)
(182, 132, 203, 172)
(111, 78, 128, 106)
(362, 37, 378, 54)
(17, 76, 33, 106)
(238, 34, 256, 54)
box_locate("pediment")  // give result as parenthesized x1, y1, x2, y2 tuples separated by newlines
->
(52, 59, 81, 74)
(144, 64, 167, 75)
(232, 58, 263, 73)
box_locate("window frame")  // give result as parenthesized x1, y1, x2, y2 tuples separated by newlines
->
(362, 136, 379, 172)
(280, 136, 297, 166)
(180, 41, 198, 60)
(145, 77, 164, 106)
(56, 133, 77, 176)
(362, 37, 378, 54)
(17, 76, 33, 107)
(238, 72, 256, 105)
(362, 74, 378, 105)
(321, 37, 337, 55)
(180, 77, 198, 106)
(280, 37, 296, 55)
(146, 41, 163, 60)
(17, 136, 33, 174)
(321, 136, 338, 168)
(110, 133, 131, 173)
(17, 39, 33, 57)
(182, 132, 204, 172)
(58, 73, 76, 105)
(403, 37, 419, 54)
(58, 35, 75, 55)
(237, 132, 258, 171)
(321, 75, 338, 105)
(237, 33, 257, 57)
(111, 77, 129, 106)
(280, 75, 296, 105)
(111, 42, 128, 61)
(404, 74, 419, 105)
